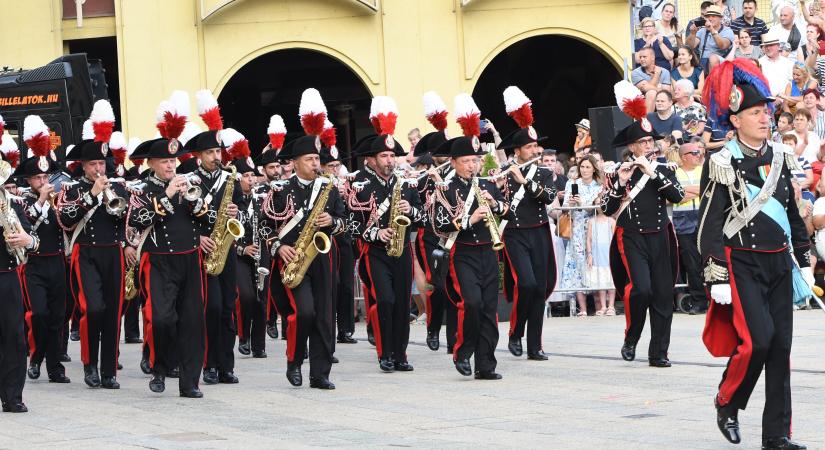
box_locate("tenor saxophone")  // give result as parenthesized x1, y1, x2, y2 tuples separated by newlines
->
(386, 179, 411, 257)
(204, 165, 245, 276)
(281, 175, 334, 289)
(472, 177, 504, 251)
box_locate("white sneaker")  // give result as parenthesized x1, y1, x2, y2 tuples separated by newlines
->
(415, 313, 427, 324)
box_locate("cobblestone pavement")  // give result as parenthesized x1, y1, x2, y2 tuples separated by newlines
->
(1, 311, 823, 449)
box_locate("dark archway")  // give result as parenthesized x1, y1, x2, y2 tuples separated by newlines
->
(218, 49, 373, 168)
(472, 35, 621, 157)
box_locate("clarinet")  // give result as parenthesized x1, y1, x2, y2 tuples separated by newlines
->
(251, 192, 270, 292)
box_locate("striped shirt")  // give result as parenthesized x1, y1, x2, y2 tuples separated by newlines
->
(815, 57, 825, 94)
(730, 16, 769, 46)
(814, 109, 825, 141)
(793, 154, 812, 188)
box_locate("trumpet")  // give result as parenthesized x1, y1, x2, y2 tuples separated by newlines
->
(96, 172, 127, 215)
(182, 173, 202, 202)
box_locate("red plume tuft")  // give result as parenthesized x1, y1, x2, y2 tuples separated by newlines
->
(178, 153, 194, 163)
(156, 122, 168, 139)
(112, 148, 127, 166)
(68, 160, 81, 173)
(268, 133, 285, 150)
(200, 107, 222, 131)
(370, 116, 382, 134)
(163, 111, 186, 140)
(456, 113, 481, 137)
(230, 140, 251, 161)
(93, 122, 114, 143)
(26, 133, 52, 158)
(320, 126, 337, 148)
(4, 149, 20, 169)
(621, 97, 648, 121)
(132, 158, 145, 166)
(376, 112, 397, 137)
(509, 103, 534, 128)
(427, 110, 448, 132)
(301, 113, 326, 136)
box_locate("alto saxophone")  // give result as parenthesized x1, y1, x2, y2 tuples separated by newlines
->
(0, 190, 28, 265)
(281, 175, 333, 289)
(124, 264, 138, 300)
(472, 177, 504, 251)
(386, 179, 411, 257)
(204, 165, 246, 276)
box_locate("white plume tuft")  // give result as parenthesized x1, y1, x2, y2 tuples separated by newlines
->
(422, 91, 447, 117)
(453, 93, 480, 118)
(299, 88, 327, 116)
(82, 119, 94, 140)
(109, 131, 127, 150)
(168, 90, 191, 118)
(195, 89, 218, 115)
(89, 99, 115, 124)
(613, 80, 643, 108)
(503, 86, 531, 113)
(23, 115, 49, 141)
(267, 115, 286, 135)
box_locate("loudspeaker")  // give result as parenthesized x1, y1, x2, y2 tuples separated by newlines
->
(589, 106, 632, 162)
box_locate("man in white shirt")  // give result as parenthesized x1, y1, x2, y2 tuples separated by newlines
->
(758, 31, 794, 99)
(768, 5, 804, 62)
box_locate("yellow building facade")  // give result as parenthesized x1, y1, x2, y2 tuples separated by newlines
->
(0, 0, 630, 157)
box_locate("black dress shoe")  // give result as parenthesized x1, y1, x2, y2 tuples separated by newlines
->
(27, 362, 41, 380)
(394, 361, 414, 371)
(168, 367, 180, 378)
(367, 329, 376, 346)
(379, 357, 395, 372)
(762, 437, 807, 450)
(70, 330, 80, 341)
(508, 337, 523, 357)
(337, 333, 357, 344)
(101, 376, 120, 389)
(426, 331, 440, 351)
(125, 336, 143, 344)
(2, 402, 28, 413)
(715, 397, 741, 444)
(474, 371, 503, 380)
(252, 350, 267, 358)
(84, 365, 101, 388)
(331, 356, 339, 364)
(139, 358, 152, 375)
(117, 362, 123, 370)
(621, 342, 636, 361)
(149, 374, 165, 393)
(59, 353, 72, 363)
(238, 339, 251, 356)
(202, 368, 218, 385)
(309, 377, 336, 390)
(179, 387, 203, 398)
(454, 358, 472, 376)
(286, 363, 302, 386)
(266, 324, 279, 339)
(48, 373, 71, 383)
(447, 346, 453, 355)
(527, 351, 549, 361)
(218, 371, 239, 384)
(648, 358, 672, 368)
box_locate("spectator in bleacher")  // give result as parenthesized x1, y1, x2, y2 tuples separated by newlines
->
(790, 107, 822, 162)
(800, 24, 823, 61)
(540, 149, 568, 197)
(801, 88, 825, 138)
(779, 62, 819, 112)
(685, 1, 714, 41)
(770, 5, 805, 61)
(672, 138, 708, 313)
(804, 25, 825, 91)
(656, 2, 683, 47)
(573, 119, 591, 153)
(687, 5, 734, 72)
(784, 131, 817, 202)
(647, 90, 685, 142)
(759, 30, 795, 96)
(726, 27, 764, 60)
(632, 46, 673, 112)
(712, 0, 737, 25)
(800, 0, 825, 30)
(772, 111, 795, 142)
(730, 0, 768, 45)
(671, 45, 706, 95)
(635, 17, 676, 69)
(673, 79, 708, 137)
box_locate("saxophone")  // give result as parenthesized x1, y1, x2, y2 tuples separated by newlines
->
(281, 175, 333, 289)
(472, 177, 504, 251)
(386, 179, 411, 257)
(124, 264, 138, 300)
(204, 165, 245, 276)
(0, 189, 28, 265)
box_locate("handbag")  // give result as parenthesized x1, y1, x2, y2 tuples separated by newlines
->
(557, 212, 572, 239)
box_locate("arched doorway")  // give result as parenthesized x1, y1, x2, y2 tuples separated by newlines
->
(217, 48, 373, 168)
(472, 35, 622, 159)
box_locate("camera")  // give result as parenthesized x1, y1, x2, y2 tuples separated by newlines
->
(694, 17, 706, 27)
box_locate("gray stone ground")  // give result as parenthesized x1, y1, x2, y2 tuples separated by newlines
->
(1, 311, 823, 449)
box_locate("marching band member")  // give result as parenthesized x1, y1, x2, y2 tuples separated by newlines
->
(602, 81, 684, 368)
(699, 59, 810, 450)
(349, 96, 426, 373)
(57, 100, 129, 389)
(497, 87, 557, 361)
(16, 116, 71, 384)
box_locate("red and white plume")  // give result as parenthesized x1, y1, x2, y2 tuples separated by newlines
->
(90, 99, 115, 143)
(0, 113, 5, 145)
(503, 86, 533, 129)
(454, 93, 481, 137)
(299, 88, 327, 136)
(369, 96, 399, 135)
(423, 91, 448, 132)
(221, 128, 250, 161)
(23, 115, 52, 160)
(320, 119, 336, 149)
(614, 80, 647, 121)
(155, 91, 188, 140)
(127, 137, 143, 165)
(267, 114, 286, 150)
(109, 131, 127, 166)
(196, 89, 223, 131)
(0, 133, 20, 169)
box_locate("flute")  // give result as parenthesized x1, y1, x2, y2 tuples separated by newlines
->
(478, 156, 542, 181)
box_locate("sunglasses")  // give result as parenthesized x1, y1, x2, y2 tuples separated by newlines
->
(682, 151, 703, 157)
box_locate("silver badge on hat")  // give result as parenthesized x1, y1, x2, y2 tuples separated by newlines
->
(385, 135, 395, 149)
(640, 118, 653, 132)
(168, 138, 180, 155)
(314, 136, 322, 151)
(116, 165, 124, 176)
(528, 126, 537, 140)
(101, 142, 109, 157)
(246, 156, 253, 167)
(37, 156, 49, 172)
(471, 136, 480, 151)
(330, 145, 339, 160)
(729, 85, 744, 113)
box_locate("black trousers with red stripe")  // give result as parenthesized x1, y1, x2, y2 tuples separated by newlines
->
(205, 252, 237, 373)
(236, 257, 266, 353)
(415, 231, 457, 347)
(362, 243, 412, 362)
(268, 259, 292, 336)
(718, 249, 793, 439)
(281, 253, 335, 379)
(450, 243, 499, 373)
(0, 270, 26, 406)
(70, 245, 124, 377)
(22, 254, 66, 376)
(335, 237, 355, 336)
(503, 226, 553, 353)
(141, 250, 205, 391)
(616, 229, 673, 360)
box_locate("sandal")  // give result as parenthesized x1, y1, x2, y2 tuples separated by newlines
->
(595, 308, 606, 316)
(605, 307, 616, 316)
(576, 311, 587, 317)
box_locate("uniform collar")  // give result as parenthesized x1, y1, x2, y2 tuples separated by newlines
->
(197, 165, 221, 180)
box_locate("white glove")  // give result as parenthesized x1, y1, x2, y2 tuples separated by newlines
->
(710, 284, 732, 305)
(801, 266, 815, 289)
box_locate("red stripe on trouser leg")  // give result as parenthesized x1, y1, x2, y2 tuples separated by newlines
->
(70, 244, 91, 365)
(503, 246, 520, 337)
(139, 253, 156, 367)
(19, 264, 37, 359)
(235, 295, 245, 341)
(615, 227, 634, 338)
(448, 246, 465, 362)
(113, 248, 125, 375)
(199, 249, 209, 367)
(278, 260, 300, 362)
(417, 233, 434, 327)
(363, 249, 384, 358)
(717, 247, 755, 407)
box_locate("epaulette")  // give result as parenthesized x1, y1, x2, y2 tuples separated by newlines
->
(708, 148, 735, 185)
(772, 141, 800, 172)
